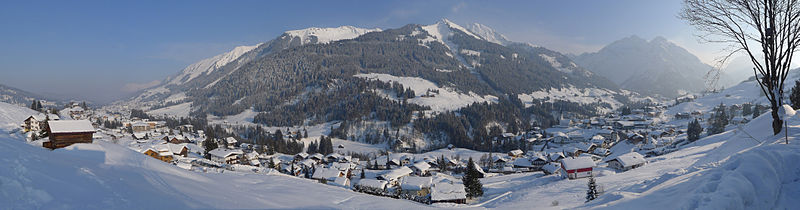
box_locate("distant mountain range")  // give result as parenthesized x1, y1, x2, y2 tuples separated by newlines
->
(573, 36, 742, 97)
(117, 19, 650, 150)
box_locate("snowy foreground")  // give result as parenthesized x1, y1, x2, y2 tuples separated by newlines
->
(3, 103, 800, 209)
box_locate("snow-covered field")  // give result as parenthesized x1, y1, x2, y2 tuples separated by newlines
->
(518, 86, 624, 113)
(355, 73, 498, 112)
(147, 102, 192, 118)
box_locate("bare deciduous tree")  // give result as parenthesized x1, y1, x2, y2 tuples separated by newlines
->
(681, 0, 800, 134)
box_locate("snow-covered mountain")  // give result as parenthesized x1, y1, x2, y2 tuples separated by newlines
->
(166, 44, 262, 86)
(284, 26, 381, 45)
(466, 23, 511, 46)
(573, 36, 716, 97)
(121, 25, 383, 112)
(118, 19, 641, 151)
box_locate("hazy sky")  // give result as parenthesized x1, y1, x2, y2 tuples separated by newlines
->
(0, 0, 737, 103)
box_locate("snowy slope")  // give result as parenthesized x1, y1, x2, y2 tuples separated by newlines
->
(419, 19, 481, 55)
(167, 44, 262, 86)
(667, 69, 800, 115)
(0, 138, 439, 209)
(285, 26, 381, 45)
(0, 101, 39, 131)
(585, 109, 800, 209)
(146, 102, 192, 118)
(517, 86, 646, 113)
(355, 73, 498, 112)
(473, 110, 798, 209)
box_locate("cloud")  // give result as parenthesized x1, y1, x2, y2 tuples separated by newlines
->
(122, 80, 161, 93)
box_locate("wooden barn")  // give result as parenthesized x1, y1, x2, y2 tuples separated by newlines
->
(44, 120, 95, 149)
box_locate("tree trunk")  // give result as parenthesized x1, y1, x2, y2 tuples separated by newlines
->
(772, 102, 783, 135)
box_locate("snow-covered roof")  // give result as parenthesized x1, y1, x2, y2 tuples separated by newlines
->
(512, 158, 533, 167)
(312, 167, 343, 180)
(431, 181, 467, 201)
(379, 166, 412, 181)
(400, 176, 432, 191)
(411, 161, 431, 172)
(309, 153, 324, 160)
(610, 152, 647, 168)
(542, 163, 560, 174)
(208, 148, 243, 158)
(226, 137, 238, 143)
(48, 120, 95, 133)
(509, 149, 524, 156)
(356, 179, 387, 189)
(560, 156, 595, 170)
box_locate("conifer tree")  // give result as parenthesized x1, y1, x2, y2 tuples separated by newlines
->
(709, 103, 729, 135)
(792, 80, 800, 109)
(463, 157, 484, 199)
(687, 119, 703, 141)
(753, 104, 761, 119)
(586, 175, 599, 202)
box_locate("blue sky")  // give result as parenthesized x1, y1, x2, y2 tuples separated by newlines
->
(0, 0, 724, 103)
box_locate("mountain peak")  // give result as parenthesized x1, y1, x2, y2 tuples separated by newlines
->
(466, 22, 511, 45)
(431, 18, 481, 40)
(650, 36, 668, 43)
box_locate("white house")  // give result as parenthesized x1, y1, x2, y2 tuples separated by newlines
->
(208, 148, 244, 164)
(560, 156, 595, 179)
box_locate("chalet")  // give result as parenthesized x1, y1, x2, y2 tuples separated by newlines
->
(309, 153, 324, 163)
(548, 152, 565, 162)
(560, 156, 596, 179)
(378, 166, 413, 186)
(508, 149, 524, 158)
(492, 156, 509, 169)
(44, 120, 95, 149)
(530, 155, 548, 170)
(23, 115, 42, 132)
(326, 153, 342, 163)
(142, 148, 172, 162)
(178, 124, 194, 133)
(606, 152, 646, 171)
(131, 122, 150, 133)
(400, 156, 412, 166)
(400, 176, 433, 196)
(208, 148, 244, 164)
(354, 179, 388, 193)
(312, 167, 346, 183)
(167, 143, 189, 157)
(511, 157, 535, 171)
(330, 176, 350, 188)
(542, 163, 560, 175)
(614, 121, 635, 130)
(410, 161, 432, 176)
(225, 137, 238, 148)
(674, 112, 691, 120)
(295, 152, 309, 161)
